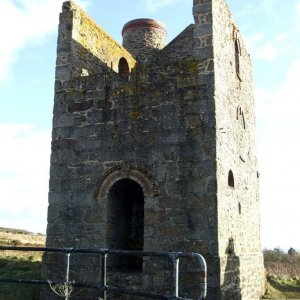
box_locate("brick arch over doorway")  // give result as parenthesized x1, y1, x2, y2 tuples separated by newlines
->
(94, 163, 158, 201)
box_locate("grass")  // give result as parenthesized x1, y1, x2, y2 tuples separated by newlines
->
(0, 227, 45, 300)
(262, 248, 300, 299)
(263, 277, 300, 299)
(0, 254, 42, 300)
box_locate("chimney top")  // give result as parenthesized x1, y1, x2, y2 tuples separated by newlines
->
(122, 18, 167, 36)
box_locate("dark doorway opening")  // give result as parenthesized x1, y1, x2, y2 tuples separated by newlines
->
(118, 57, 130, 80)
(107, 179, 144, 272)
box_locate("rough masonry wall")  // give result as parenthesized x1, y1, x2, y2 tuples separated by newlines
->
(47, 61, 219, 300)
(44, 1, 264, 299)
(212, 0, 264, 299)
(157, 24, 194, 62)
(45, 3, 220, 295)
(55, 1, 135, 80)
(192, 1, 222, 297)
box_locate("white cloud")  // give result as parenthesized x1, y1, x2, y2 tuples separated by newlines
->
(255, 60, 300, 250)
(0, 0, 89, 82)
(274, 32, 289, 43)
(259, 0, 278, 12)
(247, 33, 264, 43)
(0, 123, 51, 233)
(238, 1, 300, 64)
(296, 2, 300, 15)
(244, 33, 279, 62)
(252, 42, 279, 62)
(256, 60, 300, 125)
(146, 0, 188, 12)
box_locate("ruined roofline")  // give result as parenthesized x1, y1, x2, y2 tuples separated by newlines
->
(62, 1, 128, 54)
(56, 0, 136, 78)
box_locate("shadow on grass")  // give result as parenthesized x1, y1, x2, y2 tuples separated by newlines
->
(269, 277, 300, 293)
(263, 277, 300, 299)
(0, 257, 42, 300)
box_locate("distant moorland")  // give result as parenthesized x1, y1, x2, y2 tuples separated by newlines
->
(0, 227, 45, 300)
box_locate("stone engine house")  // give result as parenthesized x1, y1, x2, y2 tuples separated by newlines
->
(43, 0, 264, 299)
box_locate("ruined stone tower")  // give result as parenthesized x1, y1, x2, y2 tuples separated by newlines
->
(43, 0, 264, 299)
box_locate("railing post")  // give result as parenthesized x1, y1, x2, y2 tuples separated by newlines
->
(192, 253, 207, 300)
(65, 252, 71, 300)
(101, 251, 108, 300)
(170, 253, 180, 299)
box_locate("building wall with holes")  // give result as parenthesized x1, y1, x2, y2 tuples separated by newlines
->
(55, 1, 135, 80)
(44, 0, 264, 299)
(210, 0, 265, 299)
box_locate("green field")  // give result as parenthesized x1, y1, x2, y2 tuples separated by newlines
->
(0, 228, 45, 300)
(263, 277, 300, 299)
(0, 254, 42, 300)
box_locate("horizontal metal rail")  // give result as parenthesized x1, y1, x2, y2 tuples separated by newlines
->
(1, 246, 201, 258)
(0, 246, 207, 300)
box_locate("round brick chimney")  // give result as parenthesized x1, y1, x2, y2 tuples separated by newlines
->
(122, 18, 167, 61)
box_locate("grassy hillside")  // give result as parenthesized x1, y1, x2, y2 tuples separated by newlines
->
(0, 227, 45, 300)
(263, 276, 300, 299)
(0, 227, 45, 247)
(262, 248, 300, 299)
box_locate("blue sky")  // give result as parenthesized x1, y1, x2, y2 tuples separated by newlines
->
(0, 0, 299, 251)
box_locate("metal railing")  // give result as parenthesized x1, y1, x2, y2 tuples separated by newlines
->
(0, 246, 207, 300)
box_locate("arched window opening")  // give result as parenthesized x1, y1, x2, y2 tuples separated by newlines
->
(238, 202, 242, 215)
(236, 106, 246, 129)
(236, 107, 240, 120)
(107, 179, 144, 271)
(242, 111, 245, 129)
(228, 170, 235, 188)
(234, 39, 241, 78)
(118, 57, 130, 80)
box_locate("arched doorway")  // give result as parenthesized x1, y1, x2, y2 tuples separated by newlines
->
(118, 57, 130, 80)
(107, 178, 144, 271)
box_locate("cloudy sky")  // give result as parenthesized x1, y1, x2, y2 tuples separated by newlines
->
(0, 0, 299, 251)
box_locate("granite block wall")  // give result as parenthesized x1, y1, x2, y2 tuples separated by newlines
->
(43, 1, 264, 299)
